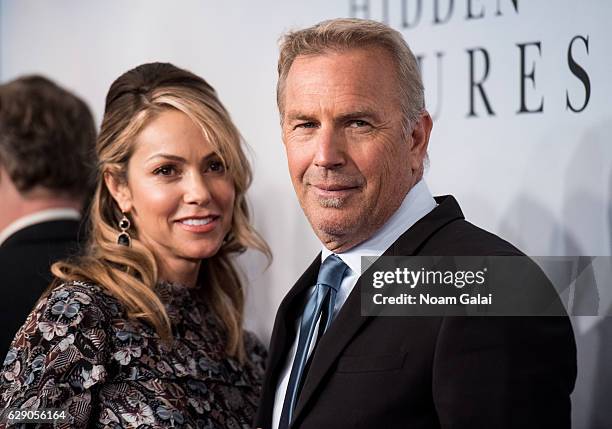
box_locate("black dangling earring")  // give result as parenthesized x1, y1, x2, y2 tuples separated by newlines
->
(117, 214, 131, 247)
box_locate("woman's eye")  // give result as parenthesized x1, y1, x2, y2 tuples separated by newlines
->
(207, 160, 226, 173)
(153, 165, 176, 176)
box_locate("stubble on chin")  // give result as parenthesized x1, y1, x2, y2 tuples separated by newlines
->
(317, 196, 344, 209)
(307, 200, 357, 251)
(299, 180, 364, 251)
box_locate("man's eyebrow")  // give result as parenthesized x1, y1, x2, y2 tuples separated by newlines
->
(336, 110, 380, 123)
(284, 110, 380, 123)
(284, 111, 317, 122)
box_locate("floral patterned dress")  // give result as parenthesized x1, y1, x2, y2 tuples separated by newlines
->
(0, 280, 266, 428)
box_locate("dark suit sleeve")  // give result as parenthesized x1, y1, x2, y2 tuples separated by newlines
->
(432, 316, 576, 428)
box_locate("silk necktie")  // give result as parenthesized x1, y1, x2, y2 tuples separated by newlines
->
(278, 254, 349, 428)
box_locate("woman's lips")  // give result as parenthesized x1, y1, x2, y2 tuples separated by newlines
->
(176, 216, 219, 233)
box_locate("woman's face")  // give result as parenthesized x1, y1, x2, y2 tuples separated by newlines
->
(109, 109, 235, 271)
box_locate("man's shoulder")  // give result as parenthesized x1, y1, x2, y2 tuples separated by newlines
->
(421, 218, 523, 256)
(1, 219, 80, 247)
(391, 194, 524, 257)
(0, 220, 81, 281)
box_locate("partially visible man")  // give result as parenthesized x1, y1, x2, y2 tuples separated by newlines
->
(0, 76, 96, 358)
(256, 19, 576, 428)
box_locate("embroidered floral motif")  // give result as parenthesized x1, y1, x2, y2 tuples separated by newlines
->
(0, 281, 266, 428)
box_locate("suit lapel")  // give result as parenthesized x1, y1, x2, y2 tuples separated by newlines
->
(292, 273, 369, 421)
(291, 195, 465, 424)
(389, 195, 464, 256)
(267, 254, 321, 376)
(257, 254, 321, 427)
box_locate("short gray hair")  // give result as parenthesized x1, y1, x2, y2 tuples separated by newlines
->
(277, 18, 425, 131)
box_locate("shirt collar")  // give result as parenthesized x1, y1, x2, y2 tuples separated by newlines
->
(0, 208, 81, 247)
(321, 179, 437, 276)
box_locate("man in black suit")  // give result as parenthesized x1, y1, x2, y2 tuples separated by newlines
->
(0, 76, 96, 359)
(256, 18, 576, 428)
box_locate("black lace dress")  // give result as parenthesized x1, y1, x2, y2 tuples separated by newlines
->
(0, 280, 266, 428)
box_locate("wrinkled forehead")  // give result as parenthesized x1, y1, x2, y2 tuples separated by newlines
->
(282, 48, 402, 118)
(287, 46, 398, 83)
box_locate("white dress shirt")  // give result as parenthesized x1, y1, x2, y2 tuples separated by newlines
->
(271, 180, 437, 428)
(0, 208, 81, 247)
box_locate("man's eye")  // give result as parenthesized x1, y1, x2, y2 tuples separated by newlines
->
(348, 120, 370, 128)
(153, 165, 176, 176)
(295, 122, 317, 129)
(206, 160, 226, 173)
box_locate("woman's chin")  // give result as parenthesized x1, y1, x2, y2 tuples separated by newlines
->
(179, 243, 225, 261)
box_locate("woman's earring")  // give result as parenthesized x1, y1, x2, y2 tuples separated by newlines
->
(117, 214, 131, 247)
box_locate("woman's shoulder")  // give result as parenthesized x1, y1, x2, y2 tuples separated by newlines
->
(39, 280, 124, 323)
(46, 279, 116, 302)
(12, 280, 124, 348)
(0, 280, 125, 410)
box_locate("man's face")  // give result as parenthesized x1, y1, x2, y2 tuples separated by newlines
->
(281, 47, 431, 252)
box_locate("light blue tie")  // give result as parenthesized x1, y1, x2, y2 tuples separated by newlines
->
(279, 254, 349, 428)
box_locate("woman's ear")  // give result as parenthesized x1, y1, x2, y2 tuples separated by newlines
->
(104, 171, 133, 213)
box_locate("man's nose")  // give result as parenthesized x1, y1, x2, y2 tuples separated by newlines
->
(183, 172, 212, 205)
(313, 128, 346, 169)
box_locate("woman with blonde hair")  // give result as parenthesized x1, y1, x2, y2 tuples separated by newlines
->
(0, 62, 270, 428)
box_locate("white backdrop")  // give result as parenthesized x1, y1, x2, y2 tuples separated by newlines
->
(1, 1, 610, 426)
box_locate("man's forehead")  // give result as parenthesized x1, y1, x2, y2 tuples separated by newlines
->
(290, 50, 389, 79)
(283, 56, 399, 119)
(285, 48, 398, 94)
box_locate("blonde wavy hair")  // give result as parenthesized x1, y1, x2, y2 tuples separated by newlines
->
(51, 62, 270, 360)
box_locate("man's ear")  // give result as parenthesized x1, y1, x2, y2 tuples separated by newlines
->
(408, 111, 433, 173)
(104, 171, 133, 213)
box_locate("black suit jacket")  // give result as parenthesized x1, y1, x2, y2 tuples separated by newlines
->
(256, 196, 577, 428)
(0, 219, 82, 359)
